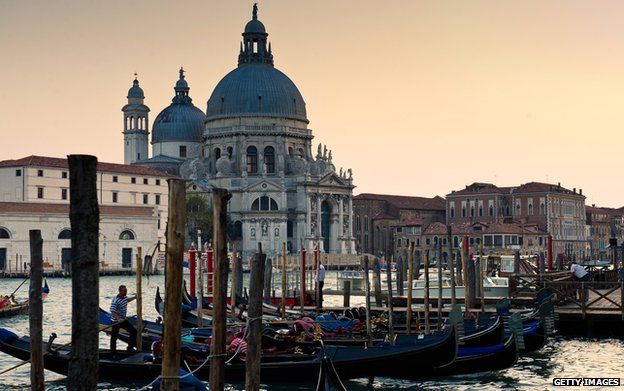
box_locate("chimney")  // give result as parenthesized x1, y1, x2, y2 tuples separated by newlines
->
(580, 189, 583, 195)
(573, 187, 576, 194)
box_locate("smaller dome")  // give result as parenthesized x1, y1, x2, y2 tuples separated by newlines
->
(244, 19, 266, 34)
(152, 104, 206, 143)
(175, 78, 189, 90)
(128, 79, 144, 99)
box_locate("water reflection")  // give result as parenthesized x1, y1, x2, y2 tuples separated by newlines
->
(0, 275, 623, 390)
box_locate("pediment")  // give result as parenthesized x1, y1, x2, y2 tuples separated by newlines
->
(242, 179, 286, 193)
(318, 172, 348, 187)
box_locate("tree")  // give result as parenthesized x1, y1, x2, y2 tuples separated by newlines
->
(186, 194, 212, 247)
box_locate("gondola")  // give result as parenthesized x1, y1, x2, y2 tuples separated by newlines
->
(0, 280, 50, 319)
(431, 332, 518, 376)
(0, 326, 457, 382)
(316, 343, 348, 391)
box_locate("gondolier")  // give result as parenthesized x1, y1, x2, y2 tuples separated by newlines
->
(317, 261, 326, 309)
(109, 285, 137, 354)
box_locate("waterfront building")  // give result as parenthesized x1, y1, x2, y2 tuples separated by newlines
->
(0, 156, 171, 272)
(447, 182, 587, 259)
(352, 193, 446, 259)
(126, 6, 356, 259)
(585, 205, 613, 260)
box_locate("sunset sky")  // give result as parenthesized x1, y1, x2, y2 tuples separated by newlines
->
(1, 1, 623, 206)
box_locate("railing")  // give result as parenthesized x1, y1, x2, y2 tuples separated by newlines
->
(509, 271, 571, 297)
(542, 280, 624, 320)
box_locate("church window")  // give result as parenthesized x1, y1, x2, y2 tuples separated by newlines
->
(58, 229, 71, 240)
(364, 216, 369, 231)
(264, 146, 275, 174)
(179, 145, 187, 158)
(251, 196, 278, 211)
(288, 147, 293, 156)
(253, 41, 258, 53)
(227, 147, 233, 158)
(298, 148, 304, 158)
(0, 228, 11, 239)
(119, 230, 135, 240)
(137, 153, 141, 161)
(220, 97, 225, 114)
(287, 221, 293, 238)
(247, 146, 258, 174)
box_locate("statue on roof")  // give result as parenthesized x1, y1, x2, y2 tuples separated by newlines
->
(252, 3, 258, 20)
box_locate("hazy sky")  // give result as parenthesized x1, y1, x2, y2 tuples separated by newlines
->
(1, 1, 623, 207)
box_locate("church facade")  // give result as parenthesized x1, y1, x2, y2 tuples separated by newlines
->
(124, 6, 356, 258)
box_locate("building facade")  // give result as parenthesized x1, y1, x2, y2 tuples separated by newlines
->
(0, 156, 172, 271)
(447, 182, 587, 259)
(586, 205, 612, 260)
(352, 193, 446, 259)
(123, 7, 356, 259)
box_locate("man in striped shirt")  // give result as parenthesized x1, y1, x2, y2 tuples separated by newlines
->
(110, 285, 137, 353)
(226, 330, 247, 361)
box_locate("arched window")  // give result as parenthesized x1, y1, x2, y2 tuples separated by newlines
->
(489, 206, 494, 217)
(246, 146, 258, 174)
(214, 148, 221, 161)
(450, 207, 455, 218)
(119, 230, 135, 240)
(470, 206, 475, 217)
(264, 146, 275, 174)
(58, 229, 71, 240)
(0, 228, 10, 239)
(227, 146, 233, 158)
(288, 147, 293, 156)
(251, 196, 278, 211)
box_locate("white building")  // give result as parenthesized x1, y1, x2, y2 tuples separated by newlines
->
(0, 156, 171, 271)
(129, 6, 357, 259)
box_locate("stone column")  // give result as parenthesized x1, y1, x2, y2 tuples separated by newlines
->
(348, 197, 354, 237)
(306, 196, 312, 237)
(317, 195, 322, 240)
(339, 197, 344, 238)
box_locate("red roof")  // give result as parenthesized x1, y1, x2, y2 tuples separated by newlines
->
(447, 183, 511, 196)
(392, 218, 425, 227)
(448, 181, 583, 197)
(0, 202, 156, 217)
(354, 193, 445, 211)
(372, 211, 396, 220)
(513, 181, 578, 195)
(0, 155, 173, 177)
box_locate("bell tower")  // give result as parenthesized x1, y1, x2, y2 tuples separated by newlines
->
(122, 74, 150, 164)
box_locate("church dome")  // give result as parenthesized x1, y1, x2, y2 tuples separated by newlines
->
(127, 78, 144, 99)
(206, 4, 307, 123)
(206, 65, 307, 122)
(152, 69, 206, 143)
(244, 19, 266, 34)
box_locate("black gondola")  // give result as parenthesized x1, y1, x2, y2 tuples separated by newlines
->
(0, 326, 457, 382)
(316, 343, 348, 391)
(431, 332, 518, 376)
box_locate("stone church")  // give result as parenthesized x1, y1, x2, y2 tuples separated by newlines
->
(122, 6, 356, 258)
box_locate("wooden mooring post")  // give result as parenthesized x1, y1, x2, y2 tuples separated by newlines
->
(210, 188, 231, 391)
(29, 230, 44, 391)
(424, 249, 430, 334)
(135, 246, 143, 350)
(385, 262, 395, 342)
(161, 179, 186, 391)
(479, 240, 485, 312)
(197, 235, 204, 328)
(406, 243, 415, 335)
(396, 257, 404, 296)
(231, 242, 239, 319)
(437, 241, 443, 330)
(343, 280, 351, 308)
(447, 225, 456, 308)
(373, 257, 382, 307)
(263, 256, 273, 304)
(281, 242, 287, 318)
(363, 256, 373, 346)
(67, 155, 99, 390)
(246, 243, 266, 391)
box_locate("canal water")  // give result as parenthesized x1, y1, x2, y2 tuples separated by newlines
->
(0, 274, 623, 390)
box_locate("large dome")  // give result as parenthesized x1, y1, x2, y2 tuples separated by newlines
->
(152, 104, 206, 143)
(206, 64, 307, 123)
(153, 69, 206, 143)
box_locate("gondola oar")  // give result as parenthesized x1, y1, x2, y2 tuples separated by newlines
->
(7, 277, 28, 298)
(316, 341, 348, 391)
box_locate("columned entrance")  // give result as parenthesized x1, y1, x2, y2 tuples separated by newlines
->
(321, 200, 331, 252)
